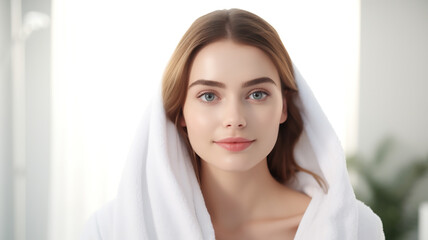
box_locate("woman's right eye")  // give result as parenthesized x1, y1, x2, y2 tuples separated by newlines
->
(198, 92, 218, 102)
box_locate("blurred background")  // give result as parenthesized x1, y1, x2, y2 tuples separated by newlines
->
(0, 0, 427, 239)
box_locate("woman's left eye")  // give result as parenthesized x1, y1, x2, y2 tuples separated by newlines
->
(249, 91, 268, 100)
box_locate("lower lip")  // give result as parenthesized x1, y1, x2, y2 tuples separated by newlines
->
(215, 141, 254, 152)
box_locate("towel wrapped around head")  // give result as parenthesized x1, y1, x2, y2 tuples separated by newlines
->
(80, 64, 384, 240)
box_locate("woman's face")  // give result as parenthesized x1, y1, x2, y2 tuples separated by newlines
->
(182, 39, 287, 172)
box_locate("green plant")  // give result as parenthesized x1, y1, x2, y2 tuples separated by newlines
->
(347, 138, 428, 240)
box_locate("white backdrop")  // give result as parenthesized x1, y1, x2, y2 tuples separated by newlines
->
(49, 0, 359, 239)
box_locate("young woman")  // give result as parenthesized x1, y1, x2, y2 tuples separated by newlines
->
(82, 9, 384, 240)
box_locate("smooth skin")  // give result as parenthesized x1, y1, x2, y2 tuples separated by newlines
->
(182, 39, 311, 240)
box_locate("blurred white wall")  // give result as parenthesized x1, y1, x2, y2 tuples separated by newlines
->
(22, 0, 52, 239)
(1, 0, 51, 240)
(359, 3, 428, 238)
(359, 5, 428, 238)
(359, 0, 428, 161)
(0, 1, 14, 240)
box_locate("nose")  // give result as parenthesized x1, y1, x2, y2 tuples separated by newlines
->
(222, 99, 247, 129)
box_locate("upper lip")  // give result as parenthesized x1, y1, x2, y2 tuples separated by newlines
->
(214, 137, 254, 143)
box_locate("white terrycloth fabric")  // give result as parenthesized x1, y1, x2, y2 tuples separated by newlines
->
(81, 66, 384, 240)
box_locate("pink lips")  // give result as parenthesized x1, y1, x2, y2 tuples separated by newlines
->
(214, 137, 255, 152)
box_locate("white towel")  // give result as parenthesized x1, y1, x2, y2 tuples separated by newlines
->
(81, 66, 384, 240)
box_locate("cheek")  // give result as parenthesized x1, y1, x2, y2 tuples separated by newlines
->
(250, 103, 283, 145)
(250, 102, 284, 125)
(183, 102, 217, 142)
(184, 104, 214, 128)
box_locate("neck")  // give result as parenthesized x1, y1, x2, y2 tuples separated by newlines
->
(200, 159, 284, 229)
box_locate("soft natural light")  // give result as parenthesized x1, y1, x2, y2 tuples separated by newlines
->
(49, 1, 359, 239)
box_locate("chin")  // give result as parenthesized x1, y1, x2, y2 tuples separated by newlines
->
(207, 156, 264, 173)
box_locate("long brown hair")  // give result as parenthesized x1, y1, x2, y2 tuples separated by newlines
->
(162, 8, 324, 188)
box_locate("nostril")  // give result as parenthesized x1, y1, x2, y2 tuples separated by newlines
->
(223, 117, 246, 128)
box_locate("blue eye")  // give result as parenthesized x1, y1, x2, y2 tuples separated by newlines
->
(249, 91, 268, 100)
(200, 92, 217, 102)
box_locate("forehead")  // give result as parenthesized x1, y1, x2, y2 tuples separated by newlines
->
(189, 40, 280, 85)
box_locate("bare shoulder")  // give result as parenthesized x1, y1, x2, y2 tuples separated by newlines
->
(279, 186, 311, 216)
(249, 187, 311, 240)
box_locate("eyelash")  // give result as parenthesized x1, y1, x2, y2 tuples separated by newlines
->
(196, 89, 270, 103)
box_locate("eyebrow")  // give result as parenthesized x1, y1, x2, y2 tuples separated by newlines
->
(242, 77, 277, 88)
(188, 77, 276, 89)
